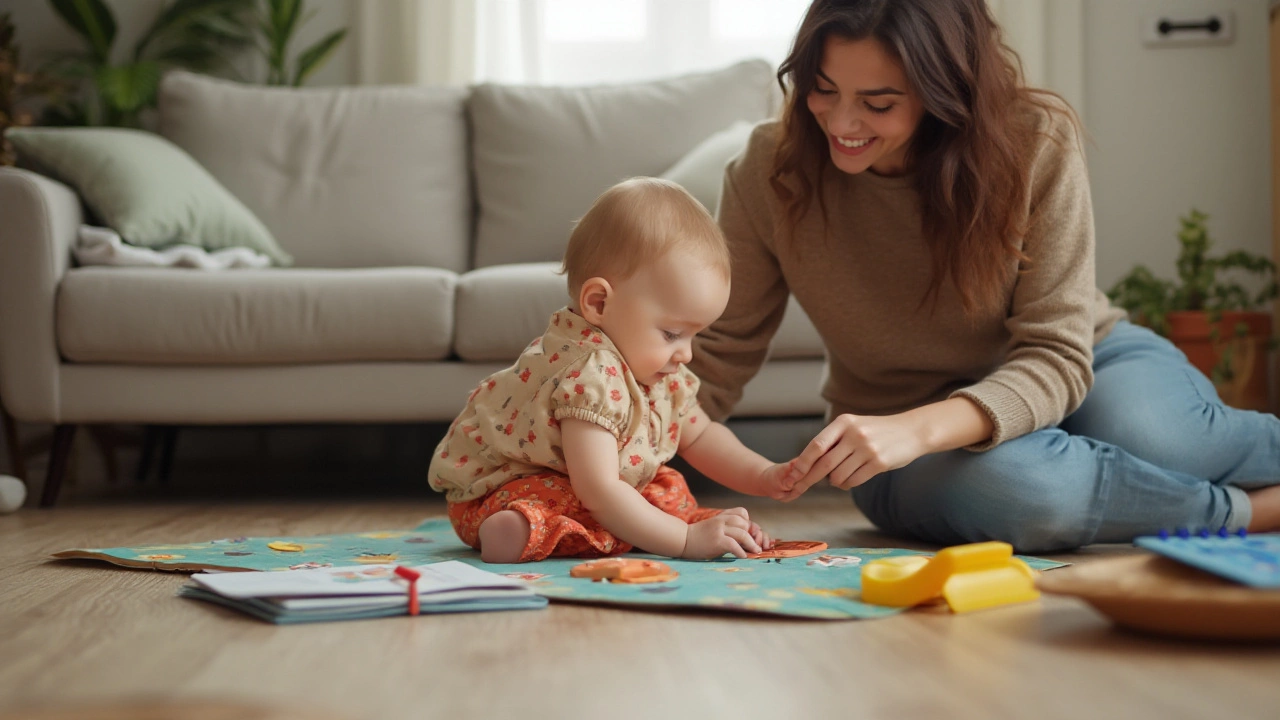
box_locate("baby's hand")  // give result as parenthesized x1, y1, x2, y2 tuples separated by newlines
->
(749, 520, 774, 551)
(681, 507, 762, 559)
(757, 460, 802, 501)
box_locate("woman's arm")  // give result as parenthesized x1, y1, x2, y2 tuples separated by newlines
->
(950, 111, 1099, 449)
(561, 418, 761, 558)
(688, 125, 790, 421)
(784, 397, 994, 496)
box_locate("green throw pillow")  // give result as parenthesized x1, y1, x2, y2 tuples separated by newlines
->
(6, 127, 292, 266)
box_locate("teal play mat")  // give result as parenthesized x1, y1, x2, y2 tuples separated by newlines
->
(53, 517, 1064, 620)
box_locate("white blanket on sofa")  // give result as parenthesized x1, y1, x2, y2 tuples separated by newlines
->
(75, 225, 272, 270)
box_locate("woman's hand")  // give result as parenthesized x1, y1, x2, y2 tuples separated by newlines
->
(782, 412, 930, 498)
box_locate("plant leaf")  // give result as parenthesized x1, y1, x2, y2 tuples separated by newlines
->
(50, 0, 116, 63)
(95, 61, 163, 117)
(135, 0, 243, 57)
(271, 0, 303, 39)
(292, 28, 346, 86)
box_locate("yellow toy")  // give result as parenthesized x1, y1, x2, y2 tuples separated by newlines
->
(860, 541, 1040, 613)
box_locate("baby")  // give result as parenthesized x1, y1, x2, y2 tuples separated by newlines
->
(429, 177, 799, 563)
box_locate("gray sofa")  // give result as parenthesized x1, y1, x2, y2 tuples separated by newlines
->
(0, 60, 826, 506)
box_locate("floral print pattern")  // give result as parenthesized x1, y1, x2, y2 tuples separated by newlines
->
(447, 466, 722, 561)
(429, 307, 702, 503)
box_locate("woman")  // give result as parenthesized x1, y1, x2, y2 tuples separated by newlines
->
(689, 0, 1280, 552)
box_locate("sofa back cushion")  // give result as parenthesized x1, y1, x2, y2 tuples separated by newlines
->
(468, 59, 777, 269)
(158, 71, 470, 271)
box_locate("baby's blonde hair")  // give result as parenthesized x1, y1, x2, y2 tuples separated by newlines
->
(561, 177, 730, 297)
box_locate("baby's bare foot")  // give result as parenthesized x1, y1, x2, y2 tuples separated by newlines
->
(478, 510, 531, 563)
(1246, 485, 1280, 533)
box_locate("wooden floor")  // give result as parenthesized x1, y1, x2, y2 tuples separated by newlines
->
(1, 488, 1278, 720)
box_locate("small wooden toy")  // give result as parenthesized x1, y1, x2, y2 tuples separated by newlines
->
(1036, 553, 1280, 641)
(570, 558, 678, 584)
(860, 541, 1040, 613)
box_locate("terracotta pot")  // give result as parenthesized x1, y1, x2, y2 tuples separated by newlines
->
(1165, 311, 1272, 411)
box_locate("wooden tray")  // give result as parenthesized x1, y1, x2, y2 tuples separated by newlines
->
(1036, 554, 1280, 642)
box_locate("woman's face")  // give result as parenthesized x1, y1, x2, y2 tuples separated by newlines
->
(806, 36, 926, 177)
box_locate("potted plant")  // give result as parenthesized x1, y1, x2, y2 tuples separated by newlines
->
(1107, 209, 1278, 411)
(255, 0, 348, 87)
(38, 0, 257, 127)
(37, 0, 347, 128)
(0, 12, 64, 165)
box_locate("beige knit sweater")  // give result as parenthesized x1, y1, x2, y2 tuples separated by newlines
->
(690, 105, 1125, 450)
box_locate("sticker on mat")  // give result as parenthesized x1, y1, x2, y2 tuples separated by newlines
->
(807, 555, 863, 568)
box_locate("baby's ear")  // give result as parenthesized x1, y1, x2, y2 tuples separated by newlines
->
(578, 277, 612, 324)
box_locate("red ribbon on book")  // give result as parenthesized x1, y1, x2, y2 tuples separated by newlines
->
(394, 565, 421, 616)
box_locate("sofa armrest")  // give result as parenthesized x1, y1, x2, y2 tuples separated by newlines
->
(0, 168, 81, 423)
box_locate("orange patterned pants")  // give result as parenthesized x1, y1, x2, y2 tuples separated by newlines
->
(447, 466, 722, 562)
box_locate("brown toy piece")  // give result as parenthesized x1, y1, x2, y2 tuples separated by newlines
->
(570, 558, 678, 584)
(747, 540, 828, 559)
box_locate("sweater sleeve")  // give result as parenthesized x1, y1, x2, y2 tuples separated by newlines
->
(950, 110, 1097, 450)
(689, 125, 791, 421)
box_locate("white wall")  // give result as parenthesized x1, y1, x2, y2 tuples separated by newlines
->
(5, 0, 354, 87)
(1083, 0, 1271, 290)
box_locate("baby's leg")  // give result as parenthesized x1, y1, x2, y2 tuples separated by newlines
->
(478, 510, 532, 563)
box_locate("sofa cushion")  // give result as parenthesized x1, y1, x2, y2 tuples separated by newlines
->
(158, 71, 470, 272)
(453, 262, 823, 363)
(468, 60, 777, 269)
(57, 268, 457, 364)
(658, 120, 756, 214)
(454, 262, 570, 361)
(6, 127, 292, 265)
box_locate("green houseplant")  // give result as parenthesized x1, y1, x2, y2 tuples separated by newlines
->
(39, 0, 347, 128)
(1, 12, 65, 165)
(1107, 209, 1278, 410)
(39, 0, 256, 127)
(255, 0, 347, 87)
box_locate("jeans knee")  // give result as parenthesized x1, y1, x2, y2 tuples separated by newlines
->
(936, 454, 1097, 553)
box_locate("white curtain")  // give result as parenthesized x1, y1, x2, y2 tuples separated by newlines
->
(353, 0, 810, 86)
(352, 0, 477, 86)
(351, 0, 1083, 111)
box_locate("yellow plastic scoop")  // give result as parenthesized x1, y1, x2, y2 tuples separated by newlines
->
(860, 541, 1040, 613)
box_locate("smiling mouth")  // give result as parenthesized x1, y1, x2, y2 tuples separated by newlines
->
(831, 135, 876, 156)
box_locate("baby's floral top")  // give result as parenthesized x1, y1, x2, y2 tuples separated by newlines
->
(430, 307, 702, 503)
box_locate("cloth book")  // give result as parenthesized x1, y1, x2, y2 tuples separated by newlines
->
(179, 560, 548, 624)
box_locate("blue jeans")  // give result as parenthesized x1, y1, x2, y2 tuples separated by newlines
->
(851, 321, 1280, 553)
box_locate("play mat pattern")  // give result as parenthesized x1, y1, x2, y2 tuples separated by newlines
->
(53, 517, 1065, 620)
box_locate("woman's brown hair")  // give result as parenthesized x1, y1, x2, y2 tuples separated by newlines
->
(773, 0, 1078, 316)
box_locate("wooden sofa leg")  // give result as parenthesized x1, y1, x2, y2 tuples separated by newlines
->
(157, 426, 180, 486)
(40, 425, 77, 508)
(1, 401, 26, 481)
(135, 425, 160, 484)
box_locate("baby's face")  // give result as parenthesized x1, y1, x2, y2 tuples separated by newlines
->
(597, 252, 730, 387)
